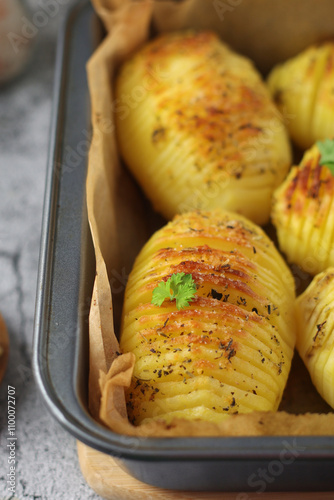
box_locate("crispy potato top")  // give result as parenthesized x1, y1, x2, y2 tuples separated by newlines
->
(115, 31, 291, 224)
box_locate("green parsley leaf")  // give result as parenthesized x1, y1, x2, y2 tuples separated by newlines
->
(151, 272, 197, 310)
(151, 279, 173, 307)
(317, 138, 334, 176)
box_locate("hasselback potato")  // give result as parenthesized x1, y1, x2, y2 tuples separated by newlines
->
(296, 268, 334, 410)
(267, 42, 334, 149)
(271, 143, 334, 275)
(120, 210, 296, 425)
(115, 31, 291, 226)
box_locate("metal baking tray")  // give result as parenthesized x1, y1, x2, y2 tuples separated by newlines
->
(33, 0, 334, 492)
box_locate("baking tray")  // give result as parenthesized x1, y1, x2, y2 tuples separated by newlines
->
(33, 0, 334, 492)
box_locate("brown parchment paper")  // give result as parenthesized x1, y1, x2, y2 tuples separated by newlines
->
(86, 0, 334, 436)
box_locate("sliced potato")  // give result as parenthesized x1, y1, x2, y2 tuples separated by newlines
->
(115, 31, 291, 225)
(271, 143, 334, 275)
(120, 210, 296, 425)
(296, 268, 334, 410)
(267, 42, 334, 149)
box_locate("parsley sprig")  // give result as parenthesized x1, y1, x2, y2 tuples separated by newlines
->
(317, 138, 334, 175)
(151, 272, 197, 310)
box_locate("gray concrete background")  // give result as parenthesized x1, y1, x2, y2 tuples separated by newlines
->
(0, 1, 102, 498)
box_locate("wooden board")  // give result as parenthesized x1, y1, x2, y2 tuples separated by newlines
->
(77, 441, 334, 500)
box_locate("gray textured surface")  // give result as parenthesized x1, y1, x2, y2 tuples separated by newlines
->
(0, 2, 102, 499)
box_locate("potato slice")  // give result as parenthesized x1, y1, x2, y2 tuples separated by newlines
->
(296, 268, 334, 410)
(271, 143, 334, 275)
(115, 31, 291, 225)
(120, 210, 296, 425)
(267, 42, 334, 149)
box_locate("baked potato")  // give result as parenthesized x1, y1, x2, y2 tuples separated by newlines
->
(115, 31, 291, 226)
(267, 42, 334, 149)
(296, 268, 334, 410)
(120, 210, 296, 425)
(271, 142, 334, 275)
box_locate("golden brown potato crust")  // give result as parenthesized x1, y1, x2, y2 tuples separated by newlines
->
(271, 144, 334, 275)
(268, 42, 334, 149)
(120, 210, 296, 425)
(115, 31, 291, 225)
